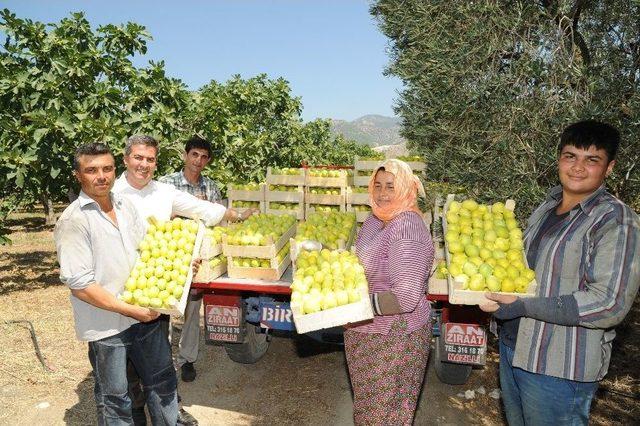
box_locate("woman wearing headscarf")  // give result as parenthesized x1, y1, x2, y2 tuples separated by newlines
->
(345, 159, 435, 426)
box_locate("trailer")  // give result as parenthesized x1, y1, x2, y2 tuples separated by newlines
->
(191, 199, 490, 385)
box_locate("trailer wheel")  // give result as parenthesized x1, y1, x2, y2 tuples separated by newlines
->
(224, 322, 269, 364)
(433, 334, 472, 385)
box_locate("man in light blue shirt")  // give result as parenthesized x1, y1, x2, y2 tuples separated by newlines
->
(54, 142, 178, 425)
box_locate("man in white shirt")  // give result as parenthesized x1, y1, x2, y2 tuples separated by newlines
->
(54, 142, 178, 425)
(113, 135, 248, 426)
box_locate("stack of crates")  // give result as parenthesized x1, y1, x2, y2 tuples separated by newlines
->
(264, 167, 306, 220)
(304, 167, 349, 217)
(348, 156, 381, 222)
(227, 183, 266, 213)
(222, 216, 297, 281)
(194, 226, 227, 282)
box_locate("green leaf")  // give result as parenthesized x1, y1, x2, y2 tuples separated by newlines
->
(33, 128, 48, 143)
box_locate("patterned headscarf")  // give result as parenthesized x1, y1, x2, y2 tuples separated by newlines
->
(368, 159, 425, 222)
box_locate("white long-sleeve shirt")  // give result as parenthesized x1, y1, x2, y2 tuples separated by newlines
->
(113, 172, 226, 226)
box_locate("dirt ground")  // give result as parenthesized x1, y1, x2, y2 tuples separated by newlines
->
(0, 209, 638, 425)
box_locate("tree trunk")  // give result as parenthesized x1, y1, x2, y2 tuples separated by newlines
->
(41, 192, 56, 225)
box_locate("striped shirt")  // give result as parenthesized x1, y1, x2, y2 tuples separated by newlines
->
(159, 170, 221, 203)
(353, 211, 434, 334)
(514, 185, 640, 382)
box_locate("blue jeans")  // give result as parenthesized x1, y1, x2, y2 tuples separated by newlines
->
(499, 340, 598, 426)
(88, 319, 178, 425)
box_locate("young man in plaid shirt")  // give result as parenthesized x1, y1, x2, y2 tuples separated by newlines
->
(159, 136, 222, 383)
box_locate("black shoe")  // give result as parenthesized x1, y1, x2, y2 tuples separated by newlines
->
(177, 408, 198, 426)
(181, 362, 196, 382)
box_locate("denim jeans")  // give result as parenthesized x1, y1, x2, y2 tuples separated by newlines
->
(499, 339, 599, 426)
(88, 319, 178, 426)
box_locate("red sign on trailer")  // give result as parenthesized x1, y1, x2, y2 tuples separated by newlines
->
(442, 323, 487, 366)
(203, 294, 244, 343)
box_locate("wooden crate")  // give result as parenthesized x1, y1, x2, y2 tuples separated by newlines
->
(291, 288, 373, 333)
(305, 203, 346, 217)
(199, 233, 223, 259)
(151, 222, 206, 316)
(346, 205, 371, 223)
(427, 249, 448, 296)
(265, 186, 304, 202)
(193, 259, 227, 283)
(266, 167, 306, 186)
(353, 175, 372, 187)
(227, 183, 265, 202)
(354, 157, 383, 171)
(228, 199, 266, 214)
(305, 186, 347, 205)
(266, 203, 304, 220)
(227, 253, 290, 281)
(228, 183, 266, 214)
(265, 188, 305, 220)
(222, 222, 297, 258)
(347, 189, 370, 205)
(289, 221, 357, 267)
(442, 194, 537, 305)
(305, 169, 349, 188)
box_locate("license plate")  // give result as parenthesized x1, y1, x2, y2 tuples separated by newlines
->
(260, 301, 295, 331)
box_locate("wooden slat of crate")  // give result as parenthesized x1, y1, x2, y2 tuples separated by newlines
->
(222, 221, 297, 258)
(227, 183, 265, 202)
(353, 175, 371, 187)
(442, 194, 537, 305)
(228, 200, 266, 214)
(199, 236, 222, 259)
(305, 203, 346, 218)
(346, 205, 371, 223)
(354, 158, 383, 171)
(305, 171, 349, 188)
(193, 261, 227, 283)
(291, 287, 373, 334)
(305, 187, 346, 205)
(226, 253, 290, 280)
(347, 189, 369, 205)
(406, 161, 426, 172)
(266, 204, 304, 220)
(266, 167, 306, 186)
(265, 188, 304, 203)
(151, 222, 205, 316)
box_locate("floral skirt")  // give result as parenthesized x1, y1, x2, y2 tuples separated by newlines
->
(344, 321, 432, 426)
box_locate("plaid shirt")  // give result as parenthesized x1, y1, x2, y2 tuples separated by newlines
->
(514, 185, 640, 382)
(159, 171, 221, 203)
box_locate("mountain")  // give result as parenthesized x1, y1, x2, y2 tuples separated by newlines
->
(330, 114, 405, 147)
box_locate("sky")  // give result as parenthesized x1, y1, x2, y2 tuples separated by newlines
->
(3, 0, 402, 121)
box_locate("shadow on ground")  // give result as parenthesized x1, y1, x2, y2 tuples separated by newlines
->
(64, 374, 97, 425)
(0, 250, 61, 295)
(4, 216, 55, 233)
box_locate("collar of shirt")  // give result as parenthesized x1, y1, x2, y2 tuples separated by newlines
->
(77, 190, 123, 209)
(114, 172, 159, 195)
(180, 170, 204, 188)
(545, 184, 607, 217)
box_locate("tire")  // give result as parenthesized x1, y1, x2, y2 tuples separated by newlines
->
(224, 322, 269, 364)
(433, 334, 472, 385)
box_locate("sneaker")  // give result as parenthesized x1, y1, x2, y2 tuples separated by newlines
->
(177, 408, 198, 426)
(181, 362, 196, 382)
